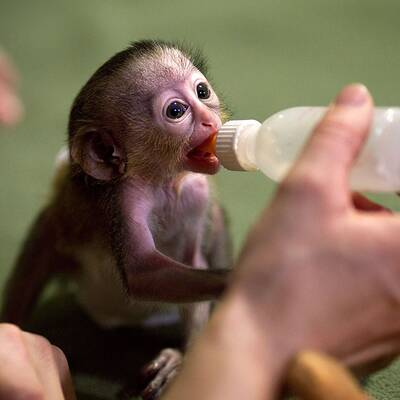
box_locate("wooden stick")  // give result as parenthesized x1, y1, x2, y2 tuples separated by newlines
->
(287, 351, 369, 400)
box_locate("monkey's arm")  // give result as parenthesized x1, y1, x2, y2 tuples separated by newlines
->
(115, 192, 230, 303)
(1, 208, 77, 326)
(127, 249, 228, 302)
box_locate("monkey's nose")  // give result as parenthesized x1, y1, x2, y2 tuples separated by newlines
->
(201, 120, 218, 131)
(198, 106, 220, 131)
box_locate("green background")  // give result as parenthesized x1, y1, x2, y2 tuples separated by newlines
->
(1, 0, 400, 398)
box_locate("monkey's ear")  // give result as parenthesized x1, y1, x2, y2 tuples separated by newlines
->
(71, 130, 126, 181)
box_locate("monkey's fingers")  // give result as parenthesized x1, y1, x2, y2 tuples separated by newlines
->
(287, 351, 369, 400)
(141, 348, 182, 400)
(142, 350, 169, 379)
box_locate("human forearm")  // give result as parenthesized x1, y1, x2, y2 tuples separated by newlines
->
(164, 84, 400, 400)
(163, 289, 290, 400)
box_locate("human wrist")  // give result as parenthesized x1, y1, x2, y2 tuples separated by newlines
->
(207, 288, 297, 399)
(163, 283, 300, 400)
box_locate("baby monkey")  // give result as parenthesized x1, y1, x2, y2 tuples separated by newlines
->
(2, 40, 232, 399)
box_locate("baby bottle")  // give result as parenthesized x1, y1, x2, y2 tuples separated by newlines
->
(216, 107, 400, 192)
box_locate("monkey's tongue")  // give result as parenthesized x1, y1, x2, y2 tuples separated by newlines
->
(187, 133, 217, 160)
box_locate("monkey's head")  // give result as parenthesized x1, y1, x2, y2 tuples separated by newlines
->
(68, 40, 230, 183)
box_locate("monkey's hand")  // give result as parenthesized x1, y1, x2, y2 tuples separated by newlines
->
(141, 348, 182, 400)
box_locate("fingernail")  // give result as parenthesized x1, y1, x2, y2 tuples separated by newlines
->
(335, 84, 369, 106)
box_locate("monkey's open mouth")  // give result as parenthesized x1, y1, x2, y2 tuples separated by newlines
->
(185, 133, 220, 174)
(187, 148, 216, 161)
(187, 133, 217, 161)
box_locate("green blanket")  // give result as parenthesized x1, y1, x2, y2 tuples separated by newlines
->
(3, 0, 400, 398)
(364, 362, 400, 399)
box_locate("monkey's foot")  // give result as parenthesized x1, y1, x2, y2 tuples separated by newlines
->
(141, 348, 182, 400)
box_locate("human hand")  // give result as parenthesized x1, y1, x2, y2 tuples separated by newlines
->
(232, 84, 400, 375)
(0, 323, 76, 399)
(162, 84, 400, 400)
(0, 51, 23, 126)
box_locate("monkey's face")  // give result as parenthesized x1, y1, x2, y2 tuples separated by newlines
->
(69, 44, 228, 183)
(151, 70, 222, 176)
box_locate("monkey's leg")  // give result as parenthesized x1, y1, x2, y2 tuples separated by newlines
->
(118, 227, 231, 302)
(140, 302, 211, 400)
(1, 209, 76, 326)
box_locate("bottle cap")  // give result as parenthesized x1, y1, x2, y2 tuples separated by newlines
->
(216, 120, 260, 171)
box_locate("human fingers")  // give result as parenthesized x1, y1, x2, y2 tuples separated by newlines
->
(342, 336, 400, 375)
(291, 84, 373, 194)
(0, 52, 23, 126)
(0, 83, 23, 126)
(23, 332, 74, 400)
(51, 345, 77, 400)
(0, 324, 75, 400)
(0, 324, 47, 400)
(0, 52, 18, 86)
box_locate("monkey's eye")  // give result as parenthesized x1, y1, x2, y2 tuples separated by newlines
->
(166, 101, 188, 120)
(196, 82, 211, 99)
